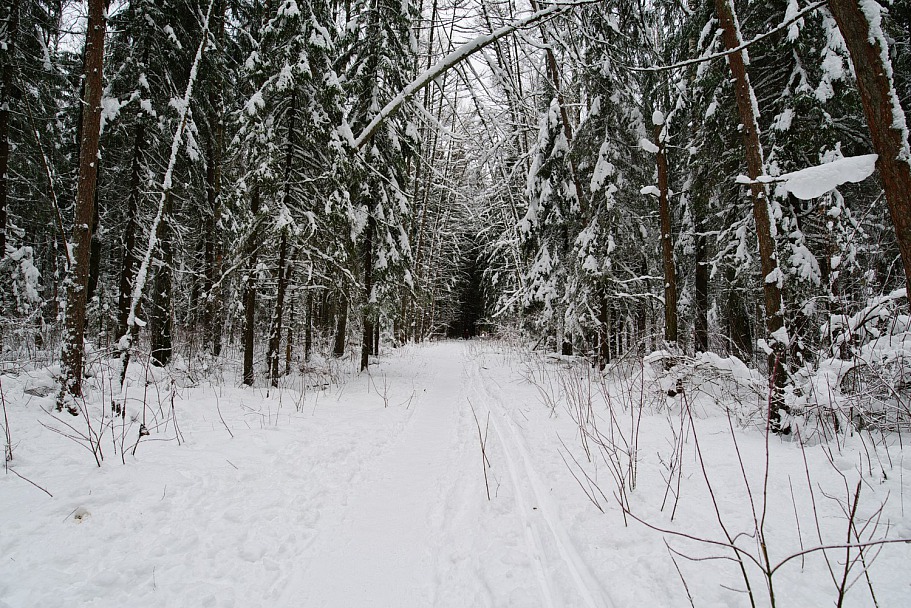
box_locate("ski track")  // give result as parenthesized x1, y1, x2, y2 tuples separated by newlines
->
(466, 349, 615, 608)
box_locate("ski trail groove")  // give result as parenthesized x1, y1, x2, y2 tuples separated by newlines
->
(467, 351, 615, 608)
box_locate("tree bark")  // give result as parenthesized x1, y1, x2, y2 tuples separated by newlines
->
(304, 289, 312, 362)
(828, 0, 911, 298)
(267, 226, 289, 387)
(87, 166, 103, 303)
(714, 0, 788, 431)
(361, 208, 375, 371)
(655, 122, 678, 345)
(58, 0, 107, 410)
(267, 89, 297, 386)
(694, 230, 710, 353)
(203, 133, 223, 357)
(242, 183, 260, 386)
(285, 296, 294, 376)
(118, 123, 144, 339)
(150, 193, 174, 367)
(333, 291, 348, 358)
(0, 0, 17, 258)
(203, 0, 225, 357)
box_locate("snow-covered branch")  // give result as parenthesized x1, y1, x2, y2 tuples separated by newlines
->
(351, 0, 604, 150)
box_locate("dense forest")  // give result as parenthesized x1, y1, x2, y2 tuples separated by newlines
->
(1, 0, 910, 433)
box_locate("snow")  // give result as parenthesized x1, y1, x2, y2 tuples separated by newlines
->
(638, 137, 659, 154)
(651, 110, 665, 126)
(859, 0, 911, 166)
(2, 341, 910, 607)
(640, 185, 660, 197)
(782, 153, 878, 199)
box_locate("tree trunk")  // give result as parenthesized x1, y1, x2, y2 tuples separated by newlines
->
(694, 231, 710, 353)
(726, 271, 754, 361)
(333, 291, 348, 358)
(714, 0, 788, 432)
(203, 133, 223, 357)
(267, 226, 289, 387)
(118, 123, 144, 339)
(655, 121, 678, 345)
(267, 89, 296, 386)
(373, 320, 380, 356)
(58, 0, 107, 410)
(828, 0, 911, 298)
(242, 183, 260, 386)
(361, 208, 375, 371)
(150, 193, 174, 367)
(304, 289, 312, 362)
(203, 1, 225, 357)
(285, 296, 295, 376)
(87, 166, 103, 303)
(598, 292, 609, 369)
(0, 0, 18, 258)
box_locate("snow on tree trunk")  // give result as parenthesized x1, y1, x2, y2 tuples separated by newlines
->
(828, 0, 911, 299)
(58, 0, 107, 412)
(714, 0, 789, 433)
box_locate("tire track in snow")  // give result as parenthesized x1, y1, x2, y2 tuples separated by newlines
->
(467, 351, 614, 608)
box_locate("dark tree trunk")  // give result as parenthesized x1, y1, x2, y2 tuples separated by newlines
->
(267, 227, 289, 387)
(361, 209, 375, 371)
(242, 183, 260, 386)
(267, 90, 296, 386)
(828, 0, 911, 299)
(285, 296, 294, 376)
(0, 0, 17, 258)
(598, 292, 609, 369)
(333, 292, 348, 358)
(150, 194, 174, 367)
(715, 0, 788, 431)
(726, 271, 753, 361)
(87, 166, 102, 303)
(58, 0, 107, 410)
(373, 320, 379, 356)
(694, 231, 710, 353)
(203, 135, 222, 357)
(118, 123, 144, 339)
(203, 2, 224, 357)
(304, 289, 312, 362)
(655, 122, 677, 345)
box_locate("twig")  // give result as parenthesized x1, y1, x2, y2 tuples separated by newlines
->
(8, 467, 53, 497)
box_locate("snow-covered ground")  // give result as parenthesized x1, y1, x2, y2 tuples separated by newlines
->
(1, 341, 909, 607)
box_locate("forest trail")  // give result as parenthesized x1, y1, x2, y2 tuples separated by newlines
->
(282, 341, 614, 607)
(285, 342, 471, 606)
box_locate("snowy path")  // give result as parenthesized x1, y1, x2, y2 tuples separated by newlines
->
(4, 340, 910, 607)
(0, 341, 617, 607)
(284, 341, 613, 607)
(285, 343, 471, 606)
